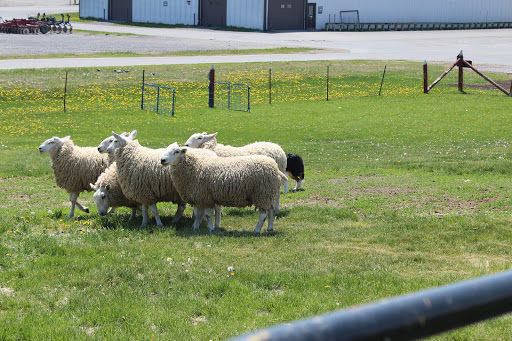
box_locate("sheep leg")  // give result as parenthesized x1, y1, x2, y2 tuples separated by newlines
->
(267, 205, 276, 232)
(253, 209, 268, 234)
(68, 192, 89, 218)
(274, 195, 280, 212)
(192, 208, 205, 232)
(129, 207, 137, 221)
(149, 204, 163, 227)
(141, 205, 149, 228)
(205, 208, 215, 234)
(171, 203, 186, 223)
(214, 204, 222, 229)
(283, 179, 289, 194)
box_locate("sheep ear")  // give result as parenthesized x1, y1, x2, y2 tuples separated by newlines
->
(61, 136, 71, 142)
(90, 183, 99, 191)
(203, 132, 217, 141)
(129, 130, 137, 139)
(112, 131, 121, 140)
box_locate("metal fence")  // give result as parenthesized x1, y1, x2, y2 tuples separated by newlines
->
(210, 82, 250, 111)
(141, 83, 175, 116)
(230, 270, 512, 341)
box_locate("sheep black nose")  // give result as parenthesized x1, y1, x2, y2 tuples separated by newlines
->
(160, 159, 166, 164)
(98, 147, 101, 152)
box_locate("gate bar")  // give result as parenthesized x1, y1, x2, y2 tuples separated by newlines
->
(230, 270, 512, 341)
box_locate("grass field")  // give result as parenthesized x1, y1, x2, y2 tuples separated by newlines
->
(1, 60, 512, 340)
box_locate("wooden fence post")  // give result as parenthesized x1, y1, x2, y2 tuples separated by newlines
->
(423, 61, 428, 93)
(458, 50, 464, 92)
(208, 65, 215, 108)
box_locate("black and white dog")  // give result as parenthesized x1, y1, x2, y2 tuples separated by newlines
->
(286, 153, 305, 191)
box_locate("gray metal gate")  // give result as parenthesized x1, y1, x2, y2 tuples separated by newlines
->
(141, 83, 175, 116)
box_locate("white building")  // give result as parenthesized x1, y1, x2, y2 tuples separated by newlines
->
(79, 0, 512, 31)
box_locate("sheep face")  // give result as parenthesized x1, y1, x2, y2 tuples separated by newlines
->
(98, 132, 129, 153)
(108, 130, 137, 154)
(98, 136, 116, 153)
(38, 136, 69, 154)
(184, 132, 217, 148)
(161, 144, 186, 166)
(161, 142, 180, 166)
(92, 184, 110, 216)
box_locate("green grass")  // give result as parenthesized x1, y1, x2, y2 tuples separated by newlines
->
(0, 47, 317, 60)
(1, 60, 512, 340)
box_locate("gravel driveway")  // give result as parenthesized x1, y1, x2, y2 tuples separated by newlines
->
(0, 31, 278, 56)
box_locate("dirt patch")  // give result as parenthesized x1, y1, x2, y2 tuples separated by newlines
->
(190, 316, 207, 326)
(0, 287, 15, 296)
(294, 194, 343, 207)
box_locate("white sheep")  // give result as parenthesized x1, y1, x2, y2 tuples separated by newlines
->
(108, 130, 186, 228)
(161, 142, 222, 229)
(96, 132, 131, 216)
(98, 132, 128, 165)
(161, 143, 287, 234)
(184, 132, 289, 210)
(90, 162, 139, 221)
(38, 136, 109, 218)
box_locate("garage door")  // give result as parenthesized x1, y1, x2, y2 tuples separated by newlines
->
(268, 0, 305, 30)
(201, 0, 227, 27)
(110, 0, 132, 22)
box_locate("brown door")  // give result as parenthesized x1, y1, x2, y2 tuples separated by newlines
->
(201, 0, 227, 27)
(267, 0, 305, 30)
(306, 3, 316, 29)
(109, 0, 132, 22)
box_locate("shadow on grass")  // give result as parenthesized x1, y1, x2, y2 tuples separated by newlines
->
(60, 206, 288, 237)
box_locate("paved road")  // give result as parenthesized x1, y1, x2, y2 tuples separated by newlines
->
(1, 3, 512, 72)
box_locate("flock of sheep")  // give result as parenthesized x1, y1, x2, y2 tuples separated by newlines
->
(38, 131, 305, 234)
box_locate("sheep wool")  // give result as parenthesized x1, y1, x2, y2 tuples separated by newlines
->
(51, 139, 109, 194)
(94, 162, 139, 209)
(201, 136, 287, 174)
(170, 149, 282, 211)
(115, 140, 184, 206)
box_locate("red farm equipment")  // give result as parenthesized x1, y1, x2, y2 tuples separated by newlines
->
(0, 13, 73, 34)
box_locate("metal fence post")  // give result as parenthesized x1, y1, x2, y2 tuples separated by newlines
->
(378, 65, 387, 96)
(156, 86, 160, 113)
(141, 70, 145, 110)
(326, 65, 329, 101)
(269, 68, 272, 105)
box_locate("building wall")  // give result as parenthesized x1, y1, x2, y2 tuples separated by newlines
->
(79, 0, 109, 20)
(315, 0, 512, 29)
(132, 0, 199, 25)
(227, 0, 264, 30)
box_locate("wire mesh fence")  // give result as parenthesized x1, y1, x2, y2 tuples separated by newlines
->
(0, 61, 509, 117)
(141, 83, 175, 116)
(210, 82, 250, 111)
